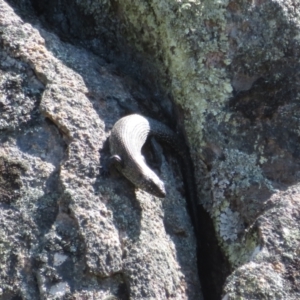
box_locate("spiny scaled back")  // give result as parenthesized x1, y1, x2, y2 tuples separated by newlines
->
(109, 114, 180, 198)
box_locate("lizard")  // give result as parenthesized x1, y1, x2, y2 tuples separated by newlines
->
(108, 113, 200, 243)
(108, 113, 191, 198)
(108, 113, 202, 284)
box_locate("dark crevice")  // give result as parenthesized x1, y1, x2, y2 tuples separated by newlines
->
(197, 205, 231, 299)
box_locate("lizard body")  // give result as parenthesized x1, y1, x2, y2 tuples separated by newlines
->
(109, 114, 181, 197)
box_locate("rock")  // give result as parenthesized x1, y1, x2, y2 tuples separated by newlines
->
(2, 0, 300, 299)
(0, 1, 201, 299)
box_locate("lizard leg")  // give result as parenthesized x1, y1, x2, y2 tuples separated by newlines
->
(101, 155, 124, 176)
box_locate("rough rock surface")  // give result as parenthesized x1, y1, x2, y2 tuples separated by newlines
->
(1, 0, 300, 299)
(0, 0, 201, 299)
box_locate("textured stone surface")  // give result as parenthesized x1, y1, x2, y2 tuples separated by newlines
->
(2, 0, 300, 299)
(0, 1, 201, 299)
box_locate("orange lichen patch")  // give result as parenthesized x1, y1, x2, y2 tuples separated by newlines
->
(272, 261, 285, 273)
(204, 51, 225, 68)
(227, 1, 241, 13)
(290, 193, 300, 204)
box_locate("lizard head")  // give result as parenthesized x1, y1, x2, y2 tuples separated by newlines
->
(142, 172, 166, 198)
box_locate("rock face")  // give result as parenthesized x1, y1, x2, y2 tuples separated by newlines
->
(0, 1, 201, 299)
(1, 0, 300, 299)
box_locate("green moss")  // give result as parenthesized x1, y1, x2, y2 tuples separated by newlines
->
(209, 149, 272, 267)
(74, 1, 299, 276)
(86, 0, 232, 151)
